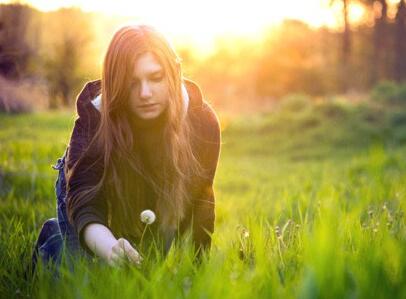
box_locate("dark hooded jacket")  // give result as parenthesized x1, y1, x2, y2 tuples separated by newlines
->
(65, 79, 221, 254)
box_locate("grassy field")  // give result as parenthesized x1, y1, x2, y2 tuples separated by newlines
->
(1, 98, 406, 298)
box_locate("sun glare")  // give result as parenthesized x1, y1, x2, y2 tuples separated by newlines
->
(5, 0, 366, 52)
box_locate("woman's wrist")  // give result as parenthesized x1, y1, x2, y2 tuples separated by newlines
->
(83, 223, 118, 261)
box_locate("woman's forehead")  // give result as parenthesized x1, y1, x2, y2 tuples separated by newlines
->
(133, 52, 164, 78)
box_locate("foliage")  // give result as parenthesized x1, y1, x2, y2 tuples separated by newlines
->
(0, 79, 32, 114)
(40, 8, 95, 108)
(279, 93, 312, 114)
(1, 2, 406, 111)
(0, 4, 97, 109)
(0, 76, 48, 114)
(0, 4, 39, 79)
(371, 81, 406, 103)
(255, 21, 334, 98)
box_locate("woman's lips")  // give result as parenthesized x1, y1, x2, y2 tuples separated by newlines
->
(138, 103, 158, 109)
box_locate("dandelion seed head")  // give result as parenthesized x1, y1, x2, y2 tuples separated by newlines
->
(140, 209, 156, 224)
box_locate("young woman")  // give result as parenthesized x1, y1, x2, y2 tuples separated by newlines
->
(32, 25, 221, 268)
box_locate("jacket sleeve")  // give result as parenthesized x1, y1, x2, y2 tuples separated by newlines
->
(192, 102, 221, 253)
(65, 85, 108, 254)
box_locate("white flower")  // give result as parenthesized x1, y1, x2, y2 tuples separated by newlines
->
(140, 210, 156, 225)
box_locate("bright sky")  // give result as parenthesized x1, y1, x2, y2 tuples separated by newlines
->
(4, 0, 366, 48)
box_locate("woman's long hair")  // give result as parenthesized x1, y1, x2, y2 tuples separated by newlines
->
(67, 25, 203, 239)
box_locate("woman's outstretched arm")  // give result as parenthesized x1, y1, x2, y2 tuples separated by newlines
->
(84, 223, 142, 266)
(66, 114, 142, 266)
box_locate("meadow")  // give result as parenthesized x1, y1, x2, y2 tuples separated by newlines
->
(1, 96, 405, 298)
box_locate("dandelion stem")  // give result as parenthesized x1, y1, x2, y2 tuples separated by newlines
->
(139, 224, 149, 250)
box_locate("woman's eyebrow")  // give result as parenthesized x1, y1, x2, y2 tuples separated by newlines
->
(133, 69, 164, 81)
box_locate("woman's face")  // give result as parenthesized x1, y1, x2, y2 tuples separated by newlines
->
(129, 52, 169, 120)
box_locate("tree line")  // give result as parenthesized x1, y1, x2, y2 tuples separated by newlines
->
(0, 2, 405, 110)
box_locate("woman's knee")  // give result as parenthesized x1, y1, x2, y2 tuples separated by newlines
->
(38, 218, 60, 243)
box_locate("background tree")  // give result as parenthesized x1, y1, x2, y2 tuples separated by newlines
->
(394, 0, 406, 82)
(359, 0, 390, 83)
(255, 20, 334, 98)
(330, 0, 352, 91)
(41, 8, 95, 108)
(0, 4, 39, 80)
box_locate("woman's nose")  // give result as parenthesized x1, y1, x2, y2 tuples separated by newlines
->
(139, 81, 152, 99)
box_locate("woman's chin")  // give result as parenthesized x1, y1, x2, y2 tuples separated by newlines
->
(131, 110, 167, 129)
(137, 112, 161, 121)
(134, 107, 162, 119)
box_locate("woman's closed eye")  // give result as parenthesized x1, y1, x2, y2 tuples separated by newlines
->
(131, 80, 140, 88)
(150, 74, 164, 82)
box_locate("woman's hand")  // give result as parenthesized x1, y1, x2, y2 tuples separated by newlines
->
(107, 238, 143, 267)
(83, 223, 142, 267)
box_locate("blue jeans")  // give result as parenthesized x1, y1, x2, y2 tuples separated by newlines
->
(31, 148, 88, 271)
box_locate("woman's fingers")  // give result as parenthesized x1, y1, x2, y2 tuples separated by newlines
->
(108, 239, 128, 267)
(121, 238, 143, 265)
(109, 238, 142, 267)
(112, 243, 125, 256)
(108, 252, 125, 267)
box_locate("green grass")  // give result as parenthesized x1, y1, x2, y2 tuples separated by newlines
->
(1, 101, 405, 298)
